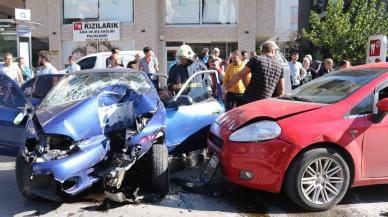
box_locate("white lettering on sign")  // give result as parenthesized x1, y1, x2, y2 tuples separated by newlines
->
(73, 21, 120, 42)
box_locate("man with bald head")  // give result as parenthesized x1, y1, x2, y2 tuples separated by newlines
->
(222, 41, 285, 106)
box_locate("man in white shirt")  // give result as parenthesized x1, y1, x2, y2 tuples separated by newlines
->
(288, 52, 305, 89)
(37, 52, 58, 75)
(0, 53, 23, 86)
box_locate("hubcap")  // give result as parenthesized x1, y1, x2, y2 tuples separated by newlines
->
(300, 157, 344, 205)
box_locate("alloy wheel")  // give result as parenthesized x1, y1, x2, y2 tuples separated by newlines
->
(300, 157, 345, 205)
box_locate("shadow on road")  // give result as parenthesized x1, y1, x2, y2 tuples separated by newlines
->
(0, 166, 61, 217)
(3, 151, 388, 216)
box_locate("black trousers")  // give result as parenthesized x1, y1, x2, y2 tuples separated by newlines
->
(225, 92, 243, 111)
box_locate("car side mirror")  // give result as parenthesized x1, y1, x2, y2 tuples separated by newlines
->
(377, 98, 388, 112)
(176, 95, 193, 106)
(373, 98, 388, 123)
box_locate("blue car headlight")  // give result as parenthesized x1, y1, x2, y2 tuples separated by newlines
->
(229, 120, 281, 142)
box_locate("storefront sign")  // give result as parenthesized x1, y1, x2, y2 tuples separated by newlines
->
(15, 8, 31, 21)
(73, 21, 120, 42)
(367, 35, 387, 63)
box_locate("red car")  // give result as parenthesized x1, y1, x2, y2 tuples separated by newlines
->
(207, 64, 388, 211)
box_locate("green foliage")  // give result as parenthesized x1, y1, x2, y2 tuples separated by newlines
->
(303, 0, 388, 64)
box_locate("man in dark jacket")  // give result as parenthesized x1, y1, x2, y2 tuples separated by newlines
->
(317, 58, 334, 77)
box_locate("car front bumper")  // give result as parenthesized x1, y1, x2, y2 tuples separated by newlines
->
(207, 122, 299, 193)
(30, 135, 110, 196)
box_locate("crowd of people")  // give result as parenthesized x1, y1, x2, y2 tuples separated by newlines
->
(0, 41, 383, 112)
(0, 51, 60, 87)
(164, 42, 377, 111)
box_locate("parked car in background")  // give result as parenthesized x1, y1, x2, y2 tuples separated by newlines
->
(68, 51, 143, 71)
(208, 64, 388, 211)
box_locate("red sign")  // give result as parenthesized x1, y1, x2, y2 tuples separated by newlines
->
(73, 22, 82, 31)
(369, 39, 381, 56)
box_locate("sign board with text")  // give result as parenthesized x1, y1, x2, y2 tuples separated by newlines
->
(15, 8, 31, 21)
(366, 35, 387, 63)
(73, 21, 120, 42)
(16, 25, 31, 37)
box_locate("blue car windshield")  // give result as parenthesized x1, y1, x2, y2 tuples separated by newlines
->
(40, 72, 151, 108)
(280, 68, 387, 104)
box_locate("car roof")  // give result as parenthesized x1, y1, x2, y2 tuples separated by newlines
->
(352, 62, 388, 70)
(80, 51, 143, 58)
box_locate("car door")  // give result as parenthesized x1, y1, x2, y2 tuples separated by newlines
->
(165, 70, 224, 154)
(21, 74, 63, 107)
(0, 74, 30, 148)
(362, 83, 388, 177)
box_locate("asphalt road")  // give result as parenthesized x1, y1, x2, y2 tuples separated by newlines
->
(1, 151, 388, 217)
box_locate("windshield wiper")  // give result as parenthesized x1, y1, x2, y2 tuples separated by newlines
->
(279, 96, 295, 101)
(290, 96, 313, 102)
(279, 96, 312, 102)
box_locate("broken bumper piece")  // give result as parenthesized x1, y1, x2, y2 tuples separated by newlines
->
(31, 135, 110, 196)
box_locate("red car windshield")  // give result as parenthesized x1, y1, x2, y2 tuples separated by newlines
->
(280, 68, 387, 104)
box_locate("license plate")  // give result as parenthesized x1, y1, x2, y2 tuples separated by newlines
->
(200, 153, 219, 184)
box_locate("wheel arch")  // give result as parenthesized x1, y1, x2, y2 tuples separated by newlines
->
(282, 142, 355, 190)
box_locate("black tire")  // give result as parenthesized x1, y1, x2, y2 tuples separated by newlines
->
(284, 147, 350, 211)
(15, 152, 38, 200)
(150, 143, 169, 195)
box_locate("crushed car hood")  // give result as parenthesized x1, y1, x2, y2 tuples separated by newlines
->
(34, 85, 157, 141)
(35, 98, 102, 141)
(217, 98, 326, 131)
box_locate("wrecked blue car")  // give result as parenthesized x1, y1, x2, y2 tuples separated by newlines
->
(1, 68, 223, 201)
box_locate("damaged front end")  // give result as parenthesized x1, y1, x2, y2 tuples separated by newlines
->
(16, 71, 167, 202)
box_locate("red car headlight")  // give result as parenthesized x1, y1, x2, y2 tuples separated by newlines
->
(229, 120, 281, 142)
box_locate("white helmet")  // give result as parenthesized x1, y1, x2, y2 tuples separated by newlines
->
(176, 44, 196, 60)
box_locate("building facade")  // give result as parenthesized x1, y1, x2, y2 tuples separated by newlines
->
(26, 0, 300, 73)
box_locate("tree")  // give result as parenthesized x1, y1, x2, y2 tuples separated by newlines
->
(303, 0, 388, 65)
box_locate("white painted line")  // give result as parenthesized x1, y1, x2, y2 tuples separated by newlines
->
(0, 162, 15, 171)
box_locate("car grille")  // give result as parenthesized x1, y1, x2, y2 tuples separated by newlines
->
(210, 133, 224, 149)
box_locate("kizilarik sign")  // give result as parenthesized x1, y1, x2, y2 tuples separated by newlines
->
(73, 21, 120, 42)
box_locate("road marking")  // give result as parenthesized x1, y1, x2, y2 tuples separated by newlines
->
(0, 162, 15, 170)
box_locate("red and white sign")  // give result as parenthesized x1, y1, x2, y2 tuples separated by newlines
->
(369, 39, 381, 56)
(73, 21, 120, 42)
(367, 35, 387, 63)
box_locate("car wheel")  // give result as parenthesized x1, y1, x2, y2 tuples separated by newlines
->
(15, 152, 38, 200)
(285, 147, 350, 211)
(150, 143, 169, 195)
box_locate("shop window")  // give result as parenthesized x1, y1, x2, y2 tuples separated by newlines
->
(202, 0, 238, 24)
(63, 0, 134, 24)
(166, 0, 238, 25)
